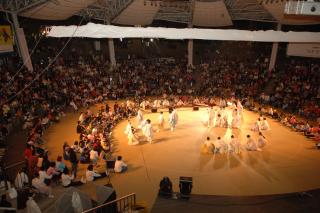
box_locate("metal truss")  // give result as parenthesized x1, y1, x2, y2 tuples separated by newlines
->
(0, 0, 50, 13)
(224, 0, 276, 22)
(77, 0, 133, 23)
(154, 1, 193, 24)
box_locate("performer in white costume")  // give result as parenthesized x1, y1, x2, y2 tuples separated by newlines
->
(214, 137, 228, 154)
(137, 109, 144, 129)
(230, 135, 241, 153)
(144, 119, 154, 144)
(246, 135, 260, 151)
(201, 137, 214, 154)
(257, 132, 267, 148)
(124, 120, 139, 145)
(162, 99, 170, 108)
(157, 112, 165, 132)
(232, 110, 241, 129)
(261, 117, 270, 130)
(168, 109, 178, 131)
(153, 99, 161, 108)
(251, 118, 262, 132)
(206, 107, 214, 127)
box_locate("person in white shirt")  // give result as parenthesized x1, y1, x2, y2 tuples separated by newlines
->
(230, 135, 241, 154)
(168, 109, 178, 131)
(157, 112, 165, 132)
(14, 168, 29, 189)
(246, 135, 260, 151)
(89, 148, 99, 165)
(85, 164, 108, 182)
(257, 132, 267, 149)
(261, 118, 270, 131)
(32, 173, 54, 198)
(137, 109, 144, 129)
(38, 167, 52, 184)
(162, 99, 170, 108)
(124, 120, 139, 145)
(61, 168, 85, 187)
(251, 118, 261, 132)
(201, 137, 214, 154)
(114, 156, 128, 173)
(144, 119, 154, 144)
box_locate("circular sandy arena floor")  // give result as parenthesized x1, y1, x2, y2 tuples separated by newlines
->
(43, 104, 320, 209)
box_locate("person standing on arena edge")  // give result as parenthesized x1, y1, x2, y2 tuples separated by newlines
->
(169, 108, 178, 131)
(145, 119, 154, 144)
(157, 112, 165, 132)
(69, 148, 79, 178)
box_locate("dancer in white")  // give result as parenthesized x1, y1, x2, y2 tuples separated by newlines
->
(124, 120, 139, 145)
(168, 109, 178, 131)
(137, 109, 144, 129)
(144, 119, 153, 144)
(230, 135, 241, 153)
(201, 137, 214, 154)
(214, 137, 228, 154)
(257, 132, 267, 148)
(162, 99, 170, 108)
(261, 117, 270, 130)
(251, 118, 261, 132)
(206, 107, 214, 127)
(246, 135, 260, 151)
(157, 112, 165, 132)
(232, 109, 241, 129)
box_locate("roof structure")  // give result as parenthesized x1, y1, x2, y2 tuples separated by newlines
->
(0, 0, 319, 26)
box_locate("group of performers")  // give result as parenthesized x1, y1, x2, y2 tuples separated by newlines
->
(201, 132, 268, 154)
(124, 108, 179, 145)
(123, 97, 270, 153)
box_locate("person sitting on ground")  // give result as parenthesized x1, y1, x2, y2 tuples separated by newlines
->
(201, 137, 214, 154)
(85, 164, 108, 182)
(261, 117, 270, 130)
(158, 177, 173, 197)
(32, 173, 54, 198)
(61, 168, 85, 187)
(114, 156, 128, 173)
(257, 132, 267, 149)
(14, 167, 29, 190)
(246, 135, 260, 151)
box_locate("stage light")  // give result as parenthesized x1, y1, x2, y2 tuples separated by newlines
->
(150, 38, 154, 42)
(179, 176, 193, 199)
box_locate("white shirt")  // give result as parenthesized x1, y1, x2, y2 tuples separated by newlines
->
(39, 170, 52, 182)
(61, 174, 74, 186)
(114, 160, 127, 173)
(86, 170, 101, 182)
(90, 150, 99, 160)
(14, 172, 29, 189)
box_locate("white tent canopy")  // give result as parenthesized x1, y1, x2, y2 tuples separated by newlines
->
(48, 23, 320, 43)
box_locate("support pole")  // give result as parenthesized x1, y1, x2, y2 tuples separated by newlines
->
(268, 24, 281, 71)
(188, 39, 193, 67)
(108, 38, 116, 68)
(12, 13, 33, 71)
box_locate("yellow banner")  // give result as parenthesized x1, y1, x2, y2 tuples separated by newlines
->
(0, 25, 13, 45)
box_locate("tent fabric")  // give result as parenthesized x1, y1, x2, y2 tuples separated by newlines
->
(54, 187, 92, 213)
(96, 185, 115, 205)
(48, 23, 320, 43)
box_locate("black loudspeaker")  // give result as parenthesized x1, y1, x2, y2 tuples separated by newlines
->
(193, 106, 199, 111)
(151, 108, 157, 113)
(179, 176, 193, 199)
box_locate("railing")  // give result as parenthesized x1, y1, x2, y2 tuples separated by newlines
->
(83, 193, 137, 213)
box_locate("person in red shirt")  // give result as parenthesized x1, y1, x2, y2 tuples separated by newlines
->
(24, 144, 33, 160)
